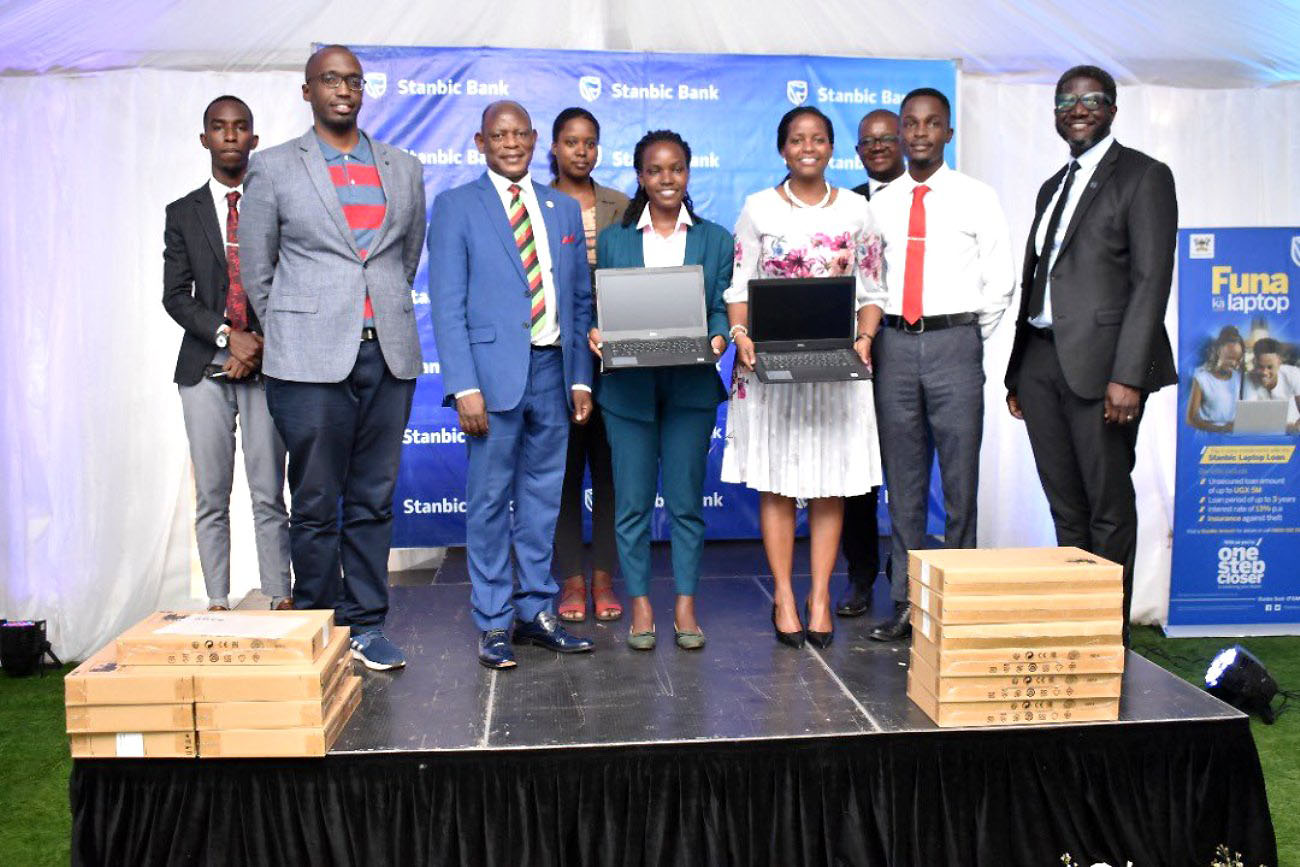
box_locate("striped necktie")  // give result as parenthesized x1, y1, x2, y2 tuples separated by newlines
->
(507, 184, 547, 339)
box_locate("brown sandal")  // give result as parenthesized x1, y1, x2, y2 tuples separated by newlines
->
(557, 577, 587, 622)
(592, 580, 623, 621)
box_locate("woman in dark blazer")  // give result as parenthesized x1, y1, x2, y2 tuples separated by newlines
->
(549, 107, 630, 623)
(590, 129, 732, 650)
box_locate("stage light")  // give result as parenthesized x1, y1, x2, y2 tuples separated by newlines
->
(1204, 645, 1279, 724)
(0, 619, 62, 677)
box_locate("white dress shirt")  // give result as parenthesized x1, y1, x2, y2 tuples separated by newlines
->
(208, 177, 243, 247)
(638, 204, 692, 267)
(872, 164, 1014, 339)
(456, 171, 588, 399)
(1029, 134, 1116, 329)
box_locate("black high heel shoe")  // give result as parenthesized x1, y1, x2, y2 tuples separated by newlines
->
(771, 603, 805, 649)
(804, 602, 834, 650)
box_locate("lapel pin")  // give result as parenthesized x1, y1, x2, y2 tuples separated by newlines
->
(545, 200, 554, 208)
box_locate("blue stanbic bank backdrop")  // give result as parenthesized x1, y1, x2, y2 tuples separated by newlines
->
(346, 45, 957, 546)
(1168, 228, 1300, 636)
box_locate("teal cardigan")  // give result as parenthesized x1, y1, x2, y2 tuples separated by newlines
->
(594, 217, 733, 422)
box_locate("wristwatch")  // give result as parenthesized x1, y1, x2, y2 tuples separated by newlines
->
(215, 324, 231, 348)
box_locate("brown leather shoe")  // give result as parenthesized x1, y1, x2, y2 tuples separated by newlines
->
(273, 598, 295, 611)
(207, 604, 229, 611)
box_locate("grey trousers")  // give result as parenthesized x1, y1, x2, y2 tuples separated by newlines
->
(873, 323, 984, 602)
(179, 375, 291, 603)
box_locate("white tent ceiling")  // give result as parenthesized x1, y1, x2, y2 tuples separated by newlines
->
(2, 0, 1298, 87)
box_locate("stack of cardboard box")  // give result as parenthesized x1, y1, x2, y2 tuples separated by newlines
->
(906, 547, 1126, 728)
(66, 610, 361, 758)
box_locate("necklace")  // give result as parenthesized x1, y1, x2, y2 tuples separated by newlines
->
(783, 178, 831, 209)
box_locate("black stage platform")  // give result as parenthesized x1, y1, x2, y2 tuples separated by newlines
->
(71, 541, 1277, 866)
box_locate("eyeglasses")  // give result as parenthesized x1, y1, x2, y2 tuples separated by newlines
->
(1054, 91, 1114, 113)
(857, 134, 900, 148)
(308, 72, 365, 92)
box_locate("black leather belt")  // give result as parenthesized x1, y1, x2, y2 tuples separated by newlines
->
(1030, 327, 1055, 343)
(531, 343, 562, 353)
(883, 312, 977, 333)
(361, 327, 378, 341)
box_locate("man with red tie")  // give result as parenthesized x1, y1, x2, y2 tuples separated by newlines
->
(162, 95, 291, 612)
(866, 88, 1014, 640)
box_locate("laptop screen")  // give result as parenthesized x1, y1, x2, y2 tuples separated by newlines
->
(596, 265, 707, 339)
(749, 277, 855, 342)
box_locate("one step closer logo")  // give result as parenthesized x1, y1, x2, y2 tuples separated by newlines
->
(1217, 541, 1265, 586)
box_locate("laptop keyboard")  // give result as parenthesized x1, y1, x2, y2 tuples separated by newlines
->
(763, 351, 854, 369)
(608, 337, 704, 355)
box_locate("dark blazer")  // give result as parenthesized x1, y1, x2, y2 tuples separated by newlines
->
(162, 182, 263, 386)
(1004, 143, 1178, 401)
(594, 217, 732, 422)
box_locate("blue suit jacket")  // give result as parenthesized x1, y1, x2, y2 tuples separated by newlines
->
(428, 173, 593, 412)
(594, 218, 732, 422)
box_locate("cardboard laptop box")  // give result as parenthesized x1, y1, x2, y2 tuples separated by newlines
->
(69, 730, 197, 759)
(116, 609, 334, 666)
(907, 649, 1123, 703)
(910, 629, 1126, 677)
(909, 547, 1122, 596)
(195, 647, 353, 731)
(66, 701, 194, 734)
(191, 626, 351, 702)
(198, 675, 362, 758)
(910, 610, 1123, 647)
(908, 579, 1122, 625)
(907, 674, 1120, 728)
(65, 642, 194, 705)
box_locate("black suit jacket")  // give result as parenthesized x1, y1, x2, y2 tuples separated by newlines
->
(1004, 143, 1178, 401)
(161, 182, 262, 386)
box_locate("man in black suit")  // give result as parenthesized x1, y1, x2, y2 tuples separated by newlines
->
(1005, 65, 1178, 642)
(162, 95, 291, 611)
(837, 108, 904, 618)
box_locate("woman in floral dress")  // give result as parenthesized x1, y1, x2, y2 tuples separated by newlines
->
(722, 106, 886, 649)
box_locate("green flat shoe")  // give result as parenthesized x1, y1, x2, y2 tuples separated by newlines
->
(626, 625, 656, 651)
(673, 623, 706, 651)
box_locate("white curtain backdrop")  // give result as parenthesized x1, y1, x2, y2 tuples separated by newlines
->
(1, 53, 1298, 658)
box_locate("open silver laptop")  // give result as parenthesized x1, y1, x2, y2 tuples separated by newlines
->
(1233, 399, 1291, 435)
(595, 265, 713, 372)
(748, 276, 872, 383)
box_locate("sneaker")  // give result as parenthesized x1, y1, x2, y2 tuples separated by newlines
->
(350, 629, 406, 670)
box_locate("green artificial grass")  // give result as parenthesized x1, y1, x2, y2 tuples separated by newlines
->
(0, 634, 1295, 865)
(0, 663, 74, 867)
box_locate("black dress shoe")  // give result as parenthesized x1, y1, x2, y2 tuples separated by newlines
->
(803, 602, 834, 650)
(868, 602, 912, 642)
(513, 610, 595, 653)
(834, 580, 874, 618)
(772, 604, 805, 649)
(478, 629, 517, 669)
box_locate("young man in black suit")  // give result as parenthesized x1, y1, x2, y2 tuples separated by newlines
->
(162, 95, 291, 611)
(1004, 66, 1178, 643)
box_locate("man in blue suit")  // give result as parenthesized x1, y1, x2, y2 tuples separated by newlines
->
(428, 101, 596, 669)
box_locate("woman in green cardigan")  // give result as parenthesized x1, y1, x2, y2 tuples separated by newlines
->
(589, 129, 732, 650)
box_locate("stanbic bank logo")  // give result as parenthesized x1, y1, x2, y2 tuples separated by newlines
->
(364, 72, 387, 99)
(579, 75, 602, 102)
(1291, 235, 1300, 268)
(787, 80, 809, 106)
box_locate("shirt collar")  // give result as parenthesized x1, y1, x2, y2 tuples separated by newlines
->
(315, 130, 373, 163)
(636, 204, 693, 233)
(208, 176, 243, 202)
(901, 162, 951, 191)
(1071, 133, 1116, 171)
(488, 169, 532, 197)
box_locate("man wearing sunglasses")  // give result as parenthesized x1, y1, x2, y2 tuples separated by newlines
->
(1004, 65, 1178, 644)
(240, 45, 427, 670)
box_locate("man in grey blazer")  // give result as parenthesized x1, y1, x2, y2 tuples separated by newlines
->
(1005, 65, 1178, 644)
(241, 44, 427, 669)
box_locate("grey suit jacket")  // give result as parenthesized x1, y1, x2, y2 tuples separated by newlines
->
(240, 128, 427, 382)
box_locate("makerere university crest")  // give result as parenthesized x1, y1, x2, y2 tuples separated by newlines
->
(579, 75, 602, 102)
(364, 72, 387, 99)
(786, 80, 808, 106)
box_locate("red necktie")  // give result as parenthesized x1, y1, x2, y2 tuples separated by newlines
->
(224, 191, 248, 331)
(901, 184, 930, 325)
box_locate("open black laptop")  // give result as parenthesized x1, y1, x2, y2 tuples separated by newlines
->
(595, 265, 714, 373)
(748, 276, 872, 384)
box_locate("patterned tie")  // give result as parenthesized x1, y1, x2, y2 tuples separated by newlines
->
(901, 184, 930, 325)
(224, 190, 248, 331)
(507, 184, 547, 338)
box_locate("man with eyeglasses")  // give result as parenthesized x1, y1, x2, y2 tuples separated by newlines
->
(836, 108, 905, 620)
(1004, 65, 1178, 644)
(240, 44, 427, 670)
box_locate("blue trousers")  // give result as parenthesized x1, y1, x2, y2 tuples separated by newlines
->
(602, 402, 716, 597)
(264, 339, 415, 630)
(465, 347, 570, 631)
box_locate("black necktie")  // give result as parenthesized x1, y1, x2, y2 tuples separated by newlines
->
(1028, 160, 1079, 320)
